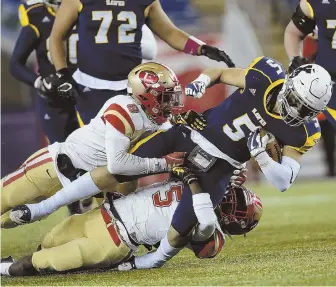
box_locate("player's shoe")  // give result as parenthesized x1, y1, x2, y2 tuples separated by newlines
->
(1, 256, 14, 276)
(9, 205, 32, 225)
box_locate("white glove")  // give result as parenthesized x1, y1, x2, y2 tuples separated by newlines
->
(185, 81, 207, 98)
(247, 128, 272, 158)
(229, 168, 248, 188)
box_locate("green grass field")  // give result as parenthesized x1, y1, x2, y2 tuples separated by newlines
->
(1, 180, 336, 286)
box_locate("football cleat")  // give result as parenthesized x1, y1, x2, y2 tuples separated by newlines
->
(9, 205, 32, 225)
(0, 256, 14, 276)
(1, 256, 14, 263)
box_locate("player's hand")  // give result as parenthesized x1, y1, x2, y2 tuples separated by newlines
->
(185, 81, 206, 98)
(247, 128, 271, 158)
(52, 68, 78, 101)
(118, 256, 137, 271)
(200, 45, 235, 67)
(34, 76, 53, 99)
(171, 110, 207, 131)
(288, 56, 309, 74)
(164, 152, 185, 171)
(171, 166, 198, 185)
(229, 168, 248, 188)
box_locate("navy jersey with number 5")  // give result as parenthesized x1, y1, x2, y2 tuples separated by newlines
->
(200, 56, 321, 164)
(77, 0, 155, 81)
(306, 0, 336, 79)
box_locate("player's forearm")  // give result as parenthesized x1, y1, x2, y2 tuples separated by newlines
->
(50, 33, 68, 70)
(10, 27, 39, 86)
(194, 67, 245, 88)
(134, 233, 182, 269)
(254, 154, 300, 192)
(284, 22, 305, 59)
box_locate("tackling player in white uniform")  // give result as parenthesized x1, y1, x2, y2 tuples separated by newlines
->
(1, 62, 206, 228)
(0, 180, 263, 276)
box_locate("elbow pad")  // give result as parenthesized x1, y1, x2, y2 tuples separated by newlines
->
(292, 5, 315, 35)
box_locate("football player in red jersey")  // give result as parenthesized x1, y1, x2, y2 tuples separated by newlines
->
(0, 181, 262, 276)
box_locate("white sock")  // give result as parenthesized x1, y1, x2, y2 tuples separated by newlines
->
(27, 173, 100, 220)
(0, 262, 13, 276)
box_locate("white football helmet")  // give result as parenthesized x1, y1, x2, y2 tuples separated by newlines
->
(278, 64, 332, 126)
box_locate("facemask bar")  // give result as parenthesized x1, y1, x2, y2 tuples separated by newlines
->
(278, 78, 320, 127)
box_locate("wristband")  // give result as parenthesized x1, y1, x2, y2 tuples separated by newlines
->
(193, 74, 211, 87)
(184, 36, 205, 55)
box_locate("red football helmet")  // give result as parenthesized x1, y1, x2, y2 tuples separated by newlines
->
(128, 62, 184, 125)
(217, 186, 263, 236)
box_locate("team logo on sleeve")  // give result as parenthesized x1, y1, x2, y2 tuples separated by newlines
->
(127, 104, 139, 113)
(139, 71, 159, 88)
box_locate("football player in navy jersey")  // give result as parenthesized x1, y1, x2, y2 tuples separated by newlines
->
(10, 0, 78, 144)
(108, 58, 332, 270)
(9, 0, 88, 215)
(284, 0, 336, 129)
(9, 58, 332, 270)
(48, 0, 235, 125)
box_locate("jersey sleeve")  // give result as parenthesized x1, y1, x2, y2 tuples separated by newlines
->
(244, 56, 286, 96)
(287, 118, 321, 154)
(18, 1, 46, 38)
(102, 102, 142, 138)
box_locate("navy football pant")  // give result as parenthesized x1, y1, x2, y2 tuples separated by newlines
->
(116, 126, 234, 235)
(75, 85, 127, 125)
(36, 94, 78, 144)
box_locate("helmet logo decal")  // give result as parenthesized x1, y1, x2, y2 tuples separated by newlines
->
(291, 65, 313, 77)
(139, 71, 159, 88)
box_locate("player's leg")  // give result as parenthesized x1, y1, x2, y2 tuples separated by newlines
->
(1, 148, 61, 216)
(75, 86, 127, 125)
(21, 208, 132, 274)
(35, 94, 73, 144)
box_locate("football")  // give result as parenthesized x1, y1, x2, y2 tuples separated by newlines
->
(252, 129, 282, 170)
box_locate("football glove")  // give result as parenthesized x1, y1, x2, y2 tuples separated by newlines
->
(171, 166, 198, 185)
(118, 256, 137, 271)
(247, 128, 271, 158)
(171, 110, 207, 131)
(185, 81, 206, 98)
(34, 76, 53, 99)
(164, 152, 185, 171)
(288, 56, 309, 74)
(53, 68, 78, 101)
(200, 45, 235, 67)
(229, 168, 248, 188)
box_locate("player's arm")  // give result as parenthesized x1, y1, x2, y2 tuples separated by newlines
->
(10, 26, 39, 87)
(146, 0, 234, 67)
(119, 169, 218, 270)
(49, 0, 80, 71)
(284, 0, 315, 72)
(247, 129, 302, 192)
(104, 104, 182, 176)
(185, 68, 245, 98)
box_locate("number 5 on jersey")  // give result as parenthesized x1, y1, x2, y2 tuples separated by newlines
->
(92, 10, 137, 44)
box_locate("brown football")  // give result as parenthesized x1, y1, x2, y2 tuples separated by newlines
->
(252, 129, 282, 170)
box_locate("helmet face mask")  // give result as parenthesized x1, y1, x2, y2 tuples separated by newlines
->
(278, 78, 320, 127)
(43, 0, 61, 8)
(277, 64, 332, 127)
(128, 62, 184, 125)
(218, 186, 263, 236)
